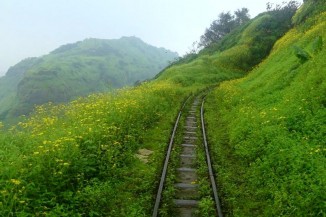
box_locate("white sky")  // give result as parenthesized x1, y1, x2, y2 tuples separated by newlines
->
(0, 0, 302, 76)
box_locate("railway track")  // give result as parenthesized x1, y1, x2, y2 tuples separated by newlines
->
(152, 95, 223, 217)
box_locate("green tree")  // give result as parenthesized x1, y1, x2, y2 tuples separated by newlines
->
(199, 8, 250, 47)
(234, 8, 251, 25)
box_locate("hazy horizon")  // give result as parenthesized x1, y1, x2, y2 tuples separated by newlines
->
(0, 0, 302, 76)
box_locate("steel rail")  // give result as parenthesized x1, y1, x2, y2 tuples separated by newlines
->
(201, 96, 223, 217)
(152, 97, 190, 217)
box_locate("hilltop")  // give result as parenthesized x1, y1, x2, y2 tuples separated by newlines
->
(0, 36, 177, 119)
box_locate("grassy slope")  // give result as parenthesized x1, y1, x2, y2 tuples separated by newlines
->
(0, 37, 177, 119)
(157, 9, 296, 88)
(0, 81, 189, 216)
(206, 8, 325, 216)
(1, 2, 325, 216)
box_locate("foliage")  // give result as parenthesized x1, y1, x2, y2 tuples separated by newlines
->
(293, 45, 311, 63)
(266, 0, 300, 15)
(197, 197, 216, 217)
(199, 8, 250, 48)
(292, 0, 326, 26)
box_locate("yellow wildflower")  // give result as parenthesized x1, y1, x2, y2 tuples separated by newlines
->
(10, 179, 21, 185)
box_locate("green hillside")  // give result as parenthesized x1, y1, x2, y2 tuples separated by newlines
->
(205, 4, 326, 215)
(0, 0, 325, 216)
(0, 58, 39, 120)
(157, 2, 298, 87)
(0, 36, 177, 119)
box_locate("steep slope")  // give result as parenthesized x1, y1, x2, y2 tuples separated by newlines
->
(0, 36, 177, 119)
(206, 2, 325, 216)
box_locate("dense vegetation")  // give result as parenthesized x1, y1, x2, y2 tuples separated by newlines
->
(0, 37, 177, 120)
(0, 0, 325, 216)
(198, 8, 251, 48)
(205, 2, 326, 216)
(0, 82, 189, 216)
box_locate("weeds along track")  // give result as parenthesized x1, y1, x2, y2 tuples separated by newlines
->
(152, 94, 223, 217)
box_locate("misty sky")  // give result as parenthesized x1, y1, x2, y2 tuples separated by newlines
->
(0, 0, 302, 76)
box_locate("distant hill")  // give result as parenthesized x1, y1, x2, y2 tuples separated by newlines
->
(0, 37, 178, 119)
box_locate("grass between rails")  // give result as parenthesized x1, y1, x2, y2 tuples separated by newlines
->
(196, 94, 216, 217)
(205, 10, 326, 216)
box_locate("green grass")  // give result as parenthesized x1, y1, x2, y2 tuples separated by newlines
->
(205, 9, 326, 216)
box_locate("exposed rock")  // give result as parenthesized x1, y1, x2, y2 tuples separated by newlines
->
(135, 148, 153, 163)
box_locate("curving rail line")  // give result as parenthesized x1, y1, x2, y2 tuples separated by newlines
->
(152, 94, 223, 217)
